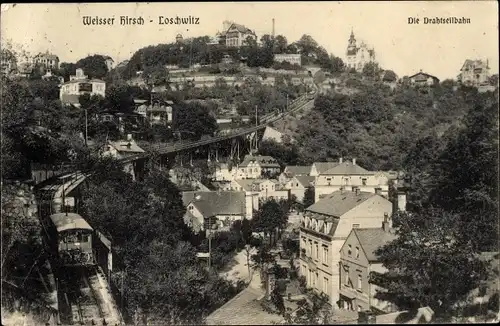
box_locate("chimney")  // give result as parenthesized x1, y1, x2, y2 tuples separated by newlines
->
(382, 213, 390, 232)
(352, 158, 356, 165)
(339, 157, 343, 164)
(126, 134, 133, 141)
(272, 18, 275, 38)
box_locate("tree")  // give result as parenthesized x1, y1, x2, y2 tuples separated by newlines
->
(303, 186, 315, 208)
(257, 139, 300, 168)
(274, 35, 288, 54)
(143, 64, 169, 88)
(75, 54, 110, 79)
(260, 34, 274, 49)
(296, 35, 318, 58)
(362, 62, 381, 78)
(428, 100, 498, 251)
(383, 70, 397, 82)
(252, 200, 288, 246)
(371, 209, 489, 316)
(172, 102, 218, 140)
(59, 62, 77, 81)
(104, 83, 136, 113)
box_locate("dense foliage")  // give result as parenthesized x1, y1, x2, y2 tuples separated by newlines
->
(370, 88, 498, 318)
(121, 34, 345, 80)
(59, 54, 110, 81)
(80, 159, 243, 324)
(295, 79, 497, 171)
(172, 101, 218, 140)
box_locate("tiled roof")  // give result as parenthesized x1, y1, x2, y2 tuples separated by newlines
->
(461, 59, 489, 71)
(182, 191, 246, 217)
(313, 162, 339, 174)
(234, 179, 266, 192)
(284, 166, 311, 176)
(205, 286, 283, 325)
(322, 162, 374, 176)
(240, 155, 280, 168)
(34, 53, 59, 61)
(62, 78, 105, 85)
(295, 176, 315, 187)
(227, 23, 255, 35)
(354, 228, 397, 262)
(109, 140, 145, 154)
(408, 71, 439, 82)
(306, 190, 376, 217)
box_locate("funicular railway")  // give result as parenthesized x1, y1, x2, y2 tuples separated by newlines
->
(36, 173, 122, 325)
(31, 84, 319, 325)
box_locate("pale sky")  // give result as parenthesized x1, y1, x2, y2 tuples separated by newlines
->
(1, 2, 498, 79)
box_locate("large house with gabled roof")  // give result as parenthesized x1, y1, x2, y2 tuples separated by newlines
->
(236, 155, 281, 179)
(285, 175, 315, 203)
(312, 158, 396, 202)
(220, 20, 257, 48)
(458, 59, 491, 87)
(339, 218, 398, 314)
(299, 188, 393, 307)
(182, 191, 248, 235)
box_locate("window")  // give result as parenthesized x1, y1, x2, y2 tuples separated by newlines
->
(357, 275, 362, 290)
(352, 224, 360, 229)
(348, 244, 352, 256)
(344, 267, 350, 286)
(315, 272, 319, 287)
(323, 247, 328, 264)
(323, 277, 329, 294)
(315, 244, 319, 259)
(362, 178, 367, 186)
(356, 247, 360, 259)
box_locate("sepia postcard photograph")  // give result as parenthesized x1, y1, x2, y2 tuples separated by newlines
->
(1, 1, 498, 325)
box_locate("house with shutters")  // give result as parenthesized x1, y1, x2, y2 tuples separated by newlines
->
(182, 191, 248, 235)
(313, 158, 395, 203)
(338, 218, 398, 314)
(236, 155, 281, 179)
(299, 189, 393, 307)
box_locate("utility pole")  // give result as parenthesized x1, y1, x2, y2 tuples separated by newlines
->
(255, 105, 258, 127)
(84, 108, 88, 147)
(286, 94, 288, 113)
(208, 224, 212, 269)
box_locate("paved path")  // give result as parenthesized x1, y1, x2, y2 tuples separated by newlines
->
(221, 248, 263, 289)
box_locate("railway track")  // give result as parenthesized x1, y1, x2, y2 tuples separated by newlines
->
(61, 267, 104, 325)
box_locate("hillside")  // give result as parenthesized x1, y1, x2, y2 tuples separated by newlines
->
(276, 73, 499, 171)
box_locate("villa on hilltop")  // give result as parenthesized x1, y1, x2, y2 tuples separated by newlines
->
(59, 68, 106, 107)
(346, 30, 376, 72)
(215, 20, 257, 48)
(458, 59, 491, 87)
